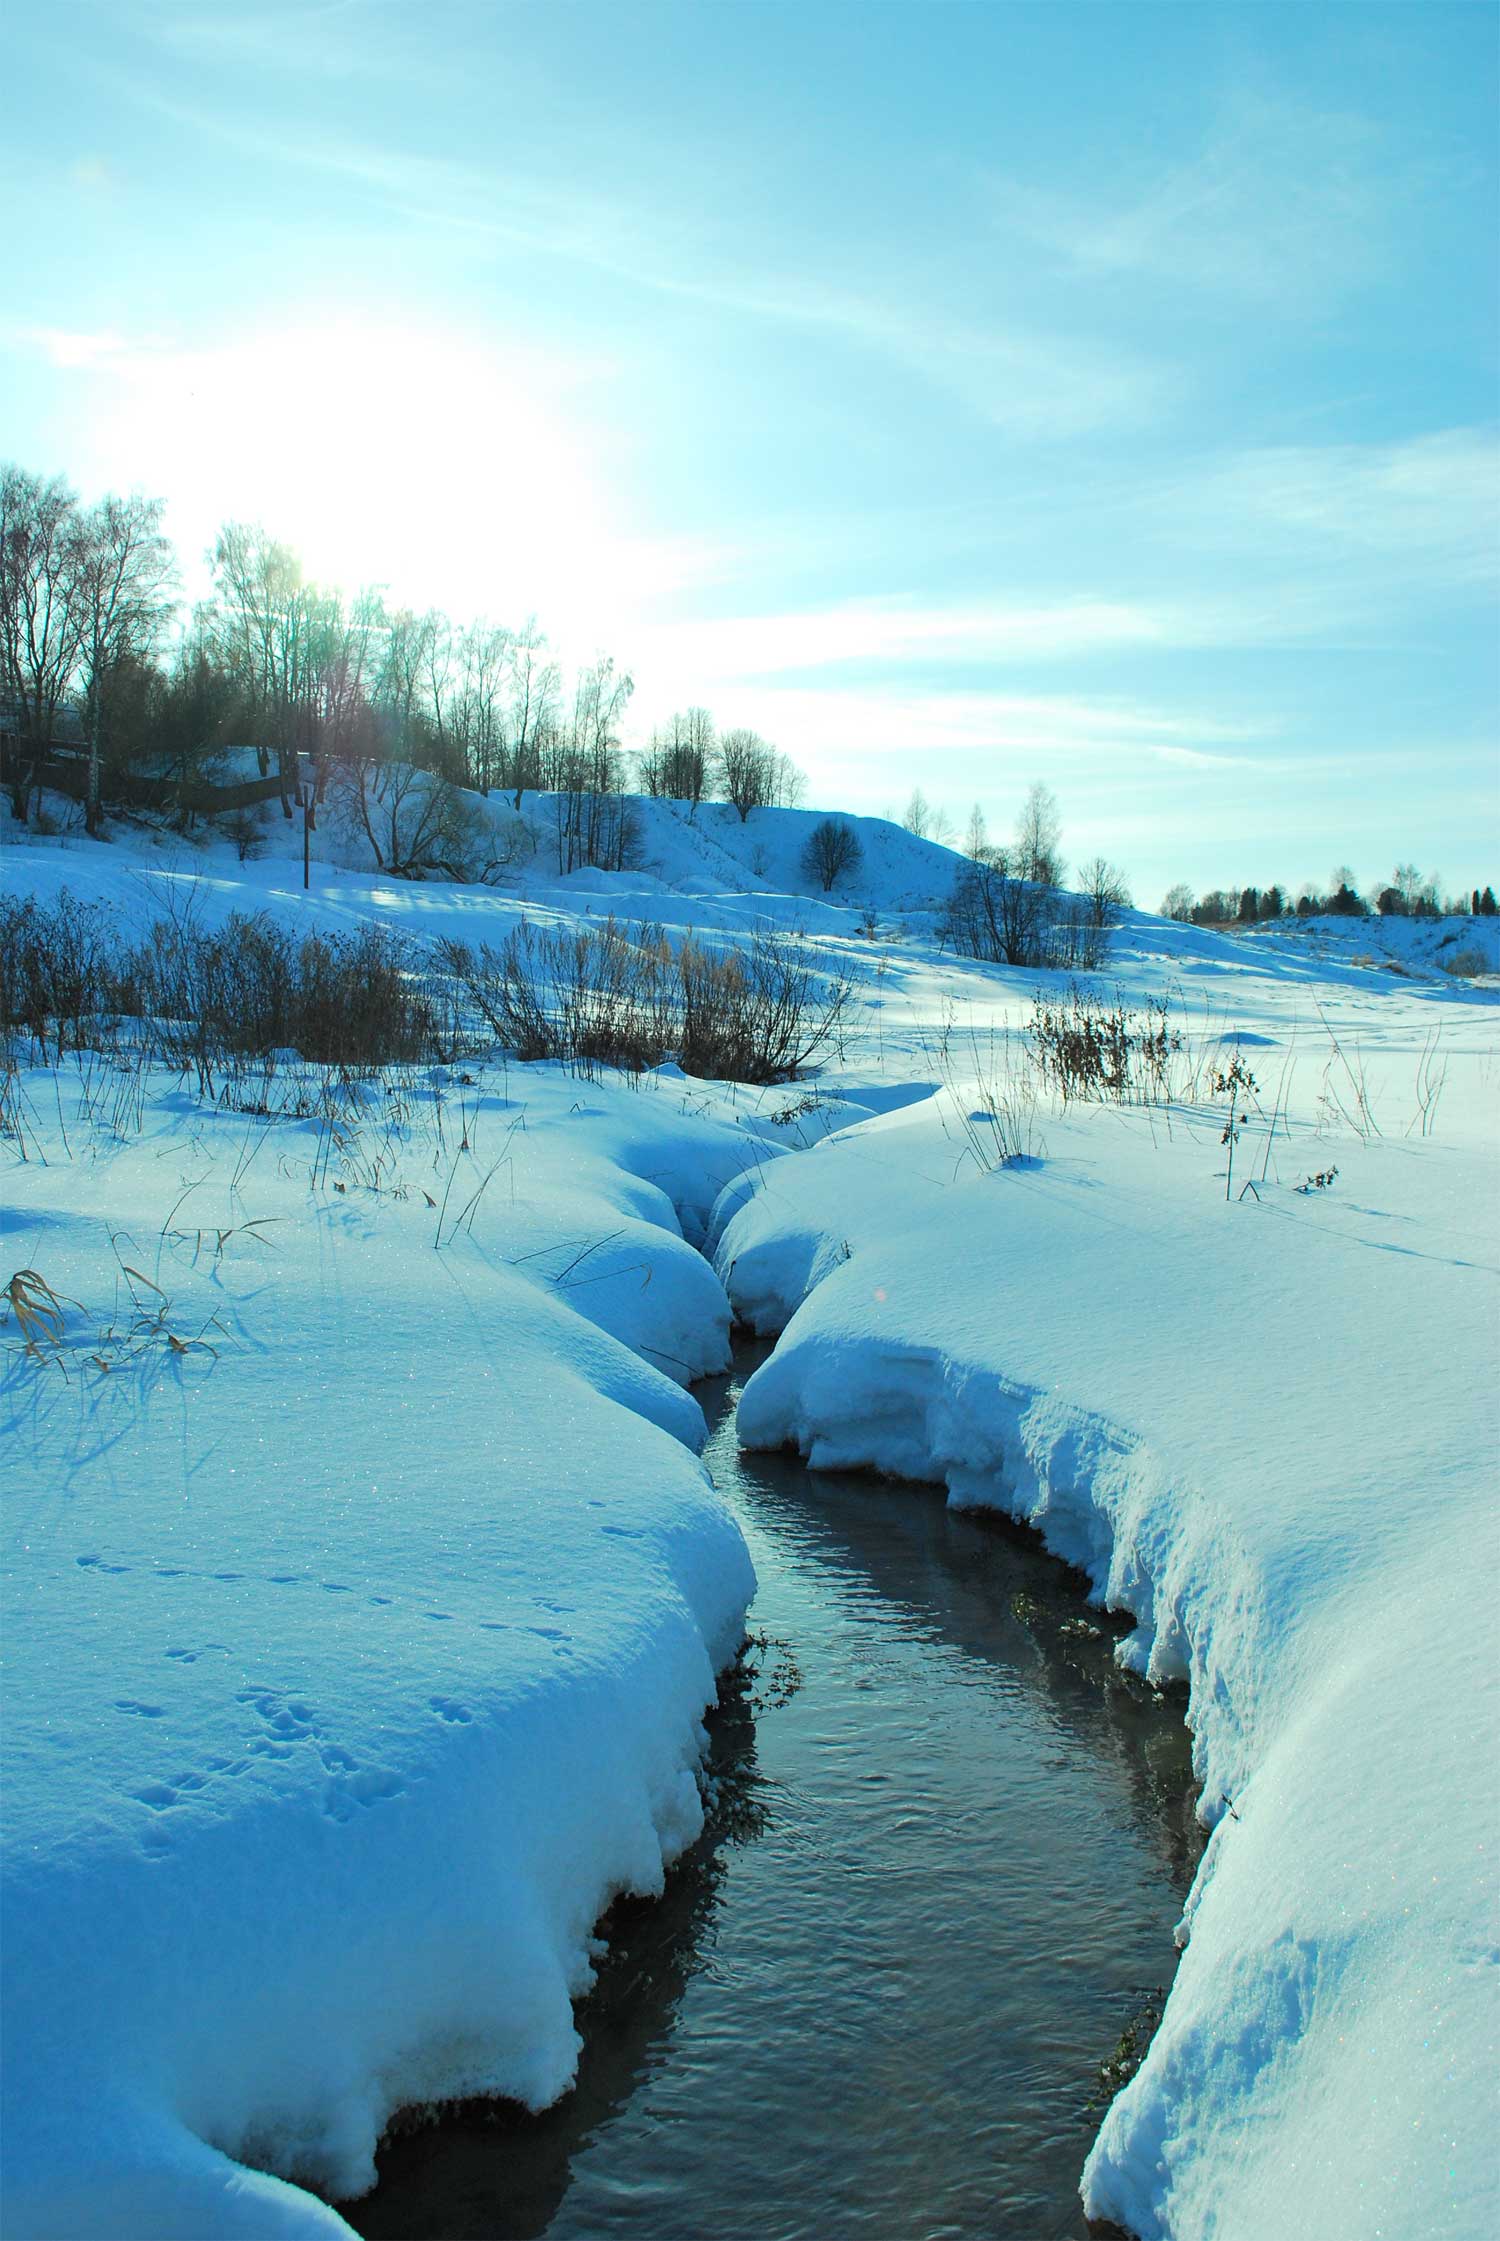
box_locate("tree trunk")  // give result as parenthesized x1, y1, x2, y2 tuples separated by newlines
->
(86, 693, 102, 838)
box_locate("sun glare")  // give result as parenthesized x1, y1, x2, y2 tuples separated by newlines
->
(101, 315, 620, 636)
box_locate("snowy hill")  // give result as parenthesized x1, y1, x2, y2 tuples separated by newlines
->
(2, 798, 1497, 2241)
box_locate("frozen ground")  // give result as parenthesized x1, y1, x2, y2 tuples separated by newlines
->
(3, 789, 1498, 2239)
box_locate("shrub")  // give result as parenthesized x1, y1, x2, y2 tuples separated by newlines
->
(800, 817, 864, 892)
(1028, 987, 1183, 1104)
(1441, 946, 1489, 979)
(439, 918, 852, 1083)
(946, 860, 1114, 970)
(223, 807, 264, 863)
(0, 892, 450, 1074)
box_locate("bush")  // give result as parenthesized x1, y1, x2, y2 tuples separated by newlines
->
(1441, 946, 1489, 979)
(1028, 987, 1183, 1104)
(800, 818, 864, 892)
(223, 807, 264, 862)
(439, 918, 852, 1083)
(945, 860, 1114, 970)
(335, 759, 489, 879)
(0, 892, 450, 1074)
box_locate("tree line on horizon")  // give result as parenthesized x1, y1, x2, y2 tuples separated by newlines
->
(1161, 869, 1496, 924)
(11, 459, 1480, 917)
(0, 462, 804, 868)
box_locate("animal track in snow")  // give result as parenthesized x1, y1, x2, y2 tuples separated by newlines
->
(321, 1764, 406, 1823)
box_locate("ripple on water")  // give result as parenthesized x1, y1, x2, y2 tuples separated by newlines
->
(339, 1339, 1199, 2241)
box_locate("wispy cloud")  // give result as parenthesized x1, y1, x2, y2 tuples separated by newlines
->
(135, 0, 439, 85)
(636, 597, 1182, 682)
(91, 71, 1166, 439)
(633, 675, 1268, 771)
(980, 83, 1408, 305)
(1179, 429, 1500, 574)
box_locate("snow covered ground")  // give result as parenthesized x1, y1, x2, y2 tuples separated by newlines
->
(3, 789, 1497, 2238)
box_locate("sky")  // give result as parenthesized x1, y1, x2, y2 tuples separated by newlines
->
(3, 0, 1497, 905)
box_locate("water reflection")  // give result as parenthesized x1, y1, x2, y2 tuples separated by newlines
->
(340, 1343, 1197, 2241)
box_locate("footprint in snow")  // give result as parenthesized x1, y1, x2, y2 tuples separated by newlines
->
(322, 1765, 405, 1823)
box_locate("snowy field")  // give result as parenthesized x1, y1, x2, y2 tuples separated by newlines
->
(3, 789, 1498, 2240)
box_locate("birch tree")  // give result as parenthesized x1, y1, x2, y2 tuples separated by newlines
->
(71, 492, 176, 833)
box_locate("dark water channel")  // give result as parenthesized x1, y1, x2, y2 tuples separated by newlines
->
(343, 1340, 1200, 2241)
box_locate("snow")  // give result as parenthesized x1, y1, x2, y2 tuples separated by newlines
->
(1, 1042, 776, 2232)
(709, 975, 1500, 2240)
(4, 788, 1498, 2239)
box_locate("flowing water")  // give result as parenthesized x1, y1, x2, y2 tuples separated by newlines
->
(343, 1340, 1200, 2241)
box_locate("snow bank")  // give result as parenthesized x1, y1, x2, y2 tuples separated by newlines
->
(712, 1082, 1500, 2239)
(2, 1059, 772, 2237)
(6, 806, 1498, 2238)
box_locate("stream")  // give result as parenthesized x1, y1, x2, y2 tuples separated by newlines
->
(342, 1338, 1200, 2240)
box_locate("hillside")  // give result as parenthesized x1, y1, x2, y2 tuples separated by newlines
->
(2, 796, 1497, 2241)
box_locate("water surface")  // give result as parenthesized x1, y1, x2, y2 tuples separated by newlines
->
(343, 1341, 1198, 2239)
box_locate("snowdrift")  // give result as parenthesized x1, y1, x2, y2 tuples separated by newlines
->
(4, 795, 1497, 2238)
(1, 1057, 779, 2237)
(711, 1084, 1499, 2240)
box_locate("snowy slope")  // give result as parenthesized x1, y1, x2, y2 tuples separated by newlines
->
(0, 1044, 790, 2237)
(4, 796, 1498, 2240)
(711, 1088, 1499, 2239)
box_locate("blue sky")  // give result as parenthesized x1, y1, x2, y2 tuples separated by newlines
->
(4, 0, 1496, 902)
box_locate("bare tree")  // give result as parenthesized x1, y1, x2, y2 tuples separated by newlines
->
(903, 786, 932, 838)
(801, 816, 864, 892)
(570, 655, 634, 788)
(210, 523, 328, 813)
(1079, 855, 1131, 938)
(375, 606, 438, 765)
(946, 853, 1113, 969)
(71, 492, 176, 834)
(637, 728, 668, 797)
(336, 749, 481, 879)
(963, 802, 990, 861)
(641, 705, 715, 807)
(314, 587, 385, 803)
(716, 728, 771, 819)
(453, 622, 510, 794)
(503, 621, 559, 806)
(1161, 882, 1196, 921)
(679, 706, 715, 810)
(544, 654, 639, 873)
(1015, 781, 1064, 887)
(716, 728, 804, 820)
(420, 610, 457, 774)
(1, 465, 85, 819)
